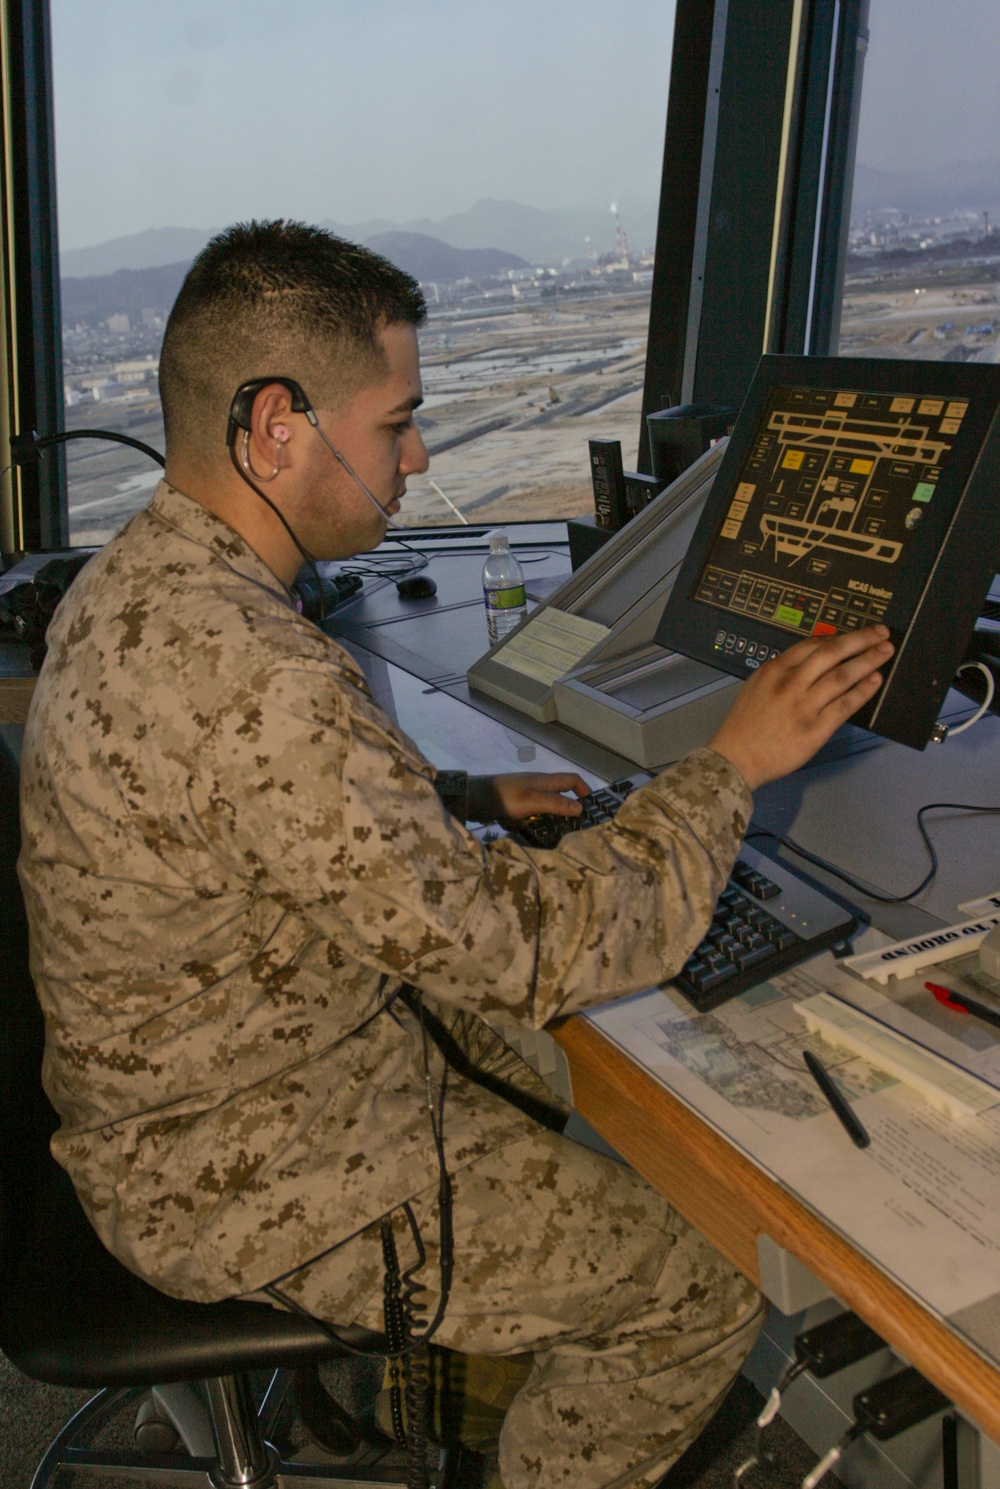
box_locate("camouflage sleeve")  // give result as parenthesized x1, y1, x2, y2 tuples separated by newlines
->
(199, 659, 751, 1028)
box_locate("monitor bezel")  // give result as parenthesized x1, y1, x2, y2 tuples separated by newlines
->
(654, 354, 1000, 749)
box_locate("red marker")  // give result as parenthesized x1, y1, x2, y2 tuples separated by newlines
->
(926, 982, 1000, 1031)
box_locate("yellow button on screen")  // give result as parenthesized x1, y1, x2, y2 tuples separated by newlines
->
(782, 450, 805, 470)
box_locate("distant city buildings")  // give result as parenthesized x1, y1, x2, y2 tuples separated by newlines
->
(64, 353, 158, 408)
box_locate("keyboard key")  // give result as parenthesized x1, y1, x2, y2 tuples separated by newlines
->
(690, 964, 734, 993)
(736, 945, 774, 971)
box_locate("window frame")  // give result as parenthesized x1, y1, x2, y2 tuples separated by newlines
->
(2, 0, 65, 554)
(639, 0, 871, 471)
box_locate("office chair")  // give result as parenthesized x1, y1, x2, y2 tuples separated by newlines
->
(0, 735, 443, 1488)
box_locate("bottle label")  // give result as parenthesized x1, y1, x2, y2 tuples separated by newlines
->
(484, 584, 526, 610)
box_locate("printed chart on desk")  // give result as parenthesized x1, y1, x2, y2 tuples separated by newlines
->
(589, 968, 1000, 1366)
(694, 386, 966, 639)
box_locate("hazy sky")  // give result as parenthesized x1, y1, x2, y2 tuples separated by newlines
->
(857, 0, 1000, 173)
(51, 0, 999, 252)
(51, 0, 676, 250)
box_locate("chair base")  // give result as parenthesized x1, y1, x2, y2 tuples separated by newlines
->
(28, 1372, 422, 1489)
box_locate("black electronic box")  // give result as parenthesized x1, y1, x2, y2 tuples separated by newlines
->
(588, 438, 628, 530)
(624, 470, 666, 519)
(654, 355, 1000, 750)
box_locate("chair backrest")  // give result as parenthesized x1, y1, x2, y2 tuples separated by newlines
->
(0, 737, 60, 1293)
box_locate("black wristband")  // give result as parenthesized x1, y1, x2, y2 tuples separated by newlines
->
(433, 770, 469, 823)
(467, 776, 505, 826)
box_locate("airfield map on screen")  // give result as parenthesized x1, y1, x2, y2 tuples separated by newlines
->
(693, 384, 967, 638)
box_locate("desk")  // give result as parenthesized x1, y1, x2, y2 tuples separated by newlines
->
(329, 544, 1000, 1459)
(553, 1017, 1000, 1445)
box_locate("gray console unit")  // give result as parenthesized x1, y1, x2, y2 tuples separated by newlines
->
(467, 442, 739, 767)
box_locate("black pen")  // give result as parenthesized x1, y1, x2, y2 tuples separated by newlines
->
(803, 1049, 871, 1150)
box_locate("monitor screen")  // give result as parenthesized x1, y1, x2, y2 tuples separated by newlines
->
(692, 384, 965, 644)
(655, 356, 1000, 749)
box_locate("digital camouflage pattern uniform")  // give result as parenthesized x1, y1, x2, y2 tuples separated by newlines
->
(18, 481, 763, 1489)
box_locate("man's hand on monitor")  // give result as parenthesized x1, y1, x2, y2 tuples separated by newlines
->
(708, 625, 893, 792)
(470, 772, 590, 827)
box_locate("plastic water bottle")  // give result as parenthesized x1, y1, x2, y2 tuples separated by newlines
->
(482, 530, 527, 645)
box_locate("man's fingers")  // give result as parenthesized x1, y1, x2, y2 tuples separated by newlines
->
(808, 638, 893, 709)
(819, 667, 884, 725)
(537, 793, 585, 817)
(544, 773, 591, 799)
(784, 625, 891, 684)
(492, 771, 592, 823)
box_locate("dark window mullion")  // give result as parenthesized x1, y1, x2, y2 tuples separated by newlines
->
(4, 0, 65, 550)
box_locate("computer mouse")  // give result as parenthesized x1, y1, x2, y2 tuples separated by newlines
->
(396, 574, 437, 600)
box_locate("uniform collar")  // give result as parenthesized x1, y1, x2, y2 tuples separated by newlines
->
(148, 480, 295, 608)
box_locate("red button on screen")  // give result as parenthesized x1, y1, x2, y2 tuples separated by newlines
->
(812, 622, 838, 637)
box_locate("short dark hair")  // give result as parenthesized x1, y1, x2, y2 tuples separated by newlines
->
(159, 219, 426, 459)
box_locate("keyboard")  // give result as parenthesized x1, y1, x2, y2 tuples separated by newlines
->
(512, 786, 859, 1013)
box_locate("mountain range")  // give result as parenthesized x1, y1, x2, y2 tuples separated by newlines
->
(60, 232, 532, 328)
(59, 198, 660, 280)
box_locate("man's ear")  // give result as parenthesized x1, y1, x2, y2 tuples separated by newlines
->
(250, 384, 299, 463)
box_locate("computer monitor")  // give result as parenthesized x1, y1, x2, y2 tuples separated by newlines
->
(655, 355, 1000, 750)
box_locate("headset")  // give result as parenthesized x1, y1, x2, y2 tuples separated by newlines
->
(226, 375, 404, 531)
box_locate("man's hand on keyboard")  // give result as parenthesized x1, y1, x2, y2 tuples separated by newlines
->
(708, 624, 893, 792)
(471, 772, 590, 827)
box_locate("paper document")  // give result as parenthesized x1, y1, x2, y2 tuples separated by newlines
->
(493, 609, 609, 685)
(587, 968, 1000, 1352)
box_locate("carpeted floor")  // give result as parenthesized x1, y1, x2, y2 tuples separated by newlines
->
(1, 1350, 826, 1489)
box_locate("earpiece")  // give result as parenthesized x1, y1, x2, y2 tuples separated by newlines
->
(226, 376, 314, 447)
(273, 426, 289, 444)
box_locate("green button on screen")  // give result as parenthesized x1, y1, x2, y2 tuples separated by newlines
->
(913, 483, 936, 503)
(774, 604, 804, 627)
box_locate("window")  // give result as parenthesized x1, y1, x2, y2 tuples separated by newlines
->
(838, 0, 1000, 365)
(50, 1, 676, 543)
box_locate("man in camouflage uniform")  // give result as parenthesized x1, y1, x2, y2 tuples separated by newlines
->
(18, 222, 893, 1489)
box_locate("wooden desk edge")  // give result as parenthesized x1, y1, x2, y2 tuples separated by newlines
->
(555, 1016, 1000, 1443)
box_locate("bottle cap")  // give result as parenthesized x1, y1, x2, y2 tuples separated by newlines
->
(487, 529, 509, 553)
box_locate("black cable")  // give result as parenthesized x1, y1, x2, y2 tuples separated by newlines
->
(337, 539, 565, 582)
(748, 801, 1000, 905)
(13, 427, 165, 468)
(261, 989, 454, 1364)
(338, 534, 431, 581)
(227, 440, 327, 624)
